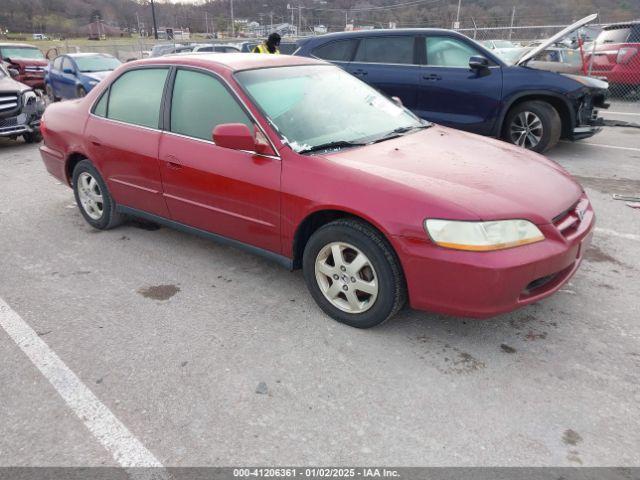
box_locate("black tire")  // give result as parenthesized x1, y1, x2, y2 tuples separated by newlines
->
(45, 83, 58, 102)
(77, 86, 87, 98)
(72, 159, 124, 230)
(502, 100, 561, 153)
(22, 131, 42, 143)
(302, 219, 406, 328)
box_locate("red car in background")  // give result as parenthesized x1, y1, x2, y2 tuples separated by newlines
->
(0, 43, 48, 90)
(39, 54, 594, 328)
(587, 22, 640, 93)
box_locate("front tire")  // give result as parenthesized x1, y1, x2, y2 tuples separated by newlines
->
(72, 159, 123, 230)
(302, 219, 406, 328)
(503, 100, 561, 153)
(22, 131, 42, 143)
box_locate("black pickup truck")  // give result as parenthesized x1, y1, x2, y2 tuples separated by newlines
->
(0, 63, 45, 143)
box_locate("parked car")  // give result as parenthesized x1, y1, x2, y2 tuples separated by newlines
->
(585, 21, 640, 94)
(45, 53, 121, 101)
(39, 54, 594, 328)
(496, 45, 585, 75)
(151, 43, 194, 57)
(295, 15, 608, 152)
(0, 42, 48, 90)
(238, 41, 299, 54)
(192, 44, 241, 53)
(0, 63, 45, 143)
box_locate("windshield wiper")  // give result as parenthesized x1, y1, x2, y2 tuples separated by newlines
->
(298, 140, 367, 154)
(372, 123, 431, 143)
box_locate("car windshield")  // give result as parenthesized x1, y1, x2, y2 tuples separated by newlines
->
(235, 65, 423, 153)
(493, 40, 516, 48)
(74, 55, 121, 72)
(1, 47, 45, 60)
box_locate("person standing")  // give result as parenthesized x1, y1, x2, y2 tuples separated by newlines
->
(253, 33, 281, 54)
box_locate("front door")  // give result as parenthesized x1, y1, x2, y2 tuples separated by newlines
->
(59, 56, 78, 99)
(158, 68, 281, 254)
(417, 35, 503, 135)
(345, 35, 421, 110)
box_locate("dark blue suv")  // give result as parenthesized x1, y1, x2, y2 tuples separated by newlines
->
(295, 29, 608, 152)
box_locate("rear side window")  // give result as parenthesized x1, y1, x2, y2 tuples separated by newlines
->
(312, 40, 357, 61)
(354, 36, 415, 64)
(170, 69, 252, 141)
(597, 27, 631, 44)
(426, 37, 481, 67)
(107, 68, 169, 128)
(93, 91, 108, 117)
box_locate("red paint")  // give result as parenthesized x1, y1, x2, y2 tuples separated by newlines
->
(39, 54, 595, 318)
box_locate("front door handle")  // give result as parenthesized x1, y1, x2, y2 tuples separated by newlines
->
(165, 154, 182, 170)
(423, 74, 442, 81)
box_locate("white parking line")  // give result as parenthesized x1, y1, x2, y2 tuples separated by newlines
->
(561, 141, 640, 152)
(602, 111, 640, 117)
(0, 297, 164, 469)
(595, 227, 640, 242)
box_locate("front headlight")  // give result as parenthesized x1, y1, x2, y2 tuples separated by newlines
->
(424, 219, 544, 251)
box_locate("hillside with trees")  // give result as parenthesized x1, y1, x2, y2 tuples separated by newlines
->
(1, 0, 639, 37)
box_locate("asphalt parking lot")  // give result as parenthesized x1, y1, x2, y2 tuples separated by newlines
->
(1, 110, 639, 468)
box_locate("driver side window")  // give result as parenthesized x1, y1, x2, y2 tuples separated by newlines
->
(425, 37, 481, 67)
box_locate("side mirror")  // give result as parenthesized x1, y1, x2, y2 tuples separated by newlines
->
(391, 96, 403, 108)
(63, 67, 75, 75)
(8, 68, 19, 78)
(469, 55, 490, 70)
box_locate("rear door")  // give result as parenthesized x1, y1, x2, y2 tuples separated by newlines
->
(417, 35, 502, 135)
(345, 35, 421, 110)
(157, 68, 281, 253)
(83, 67, 171, 218)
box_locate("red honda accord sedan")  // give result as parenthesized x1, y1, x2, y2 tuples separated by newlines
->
(39, 54, 594, 328)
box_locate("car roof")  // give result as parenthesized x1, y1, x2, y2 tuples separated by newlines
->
(602, 21, 640, 30)
(130, 52, 326, 72)
(301, 28, 463, 42)
(66, 53, 115, 58)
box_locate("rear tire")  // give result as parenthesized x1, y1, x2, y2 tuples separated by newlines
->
(72, 159, 124, 230)
(302, 219, 406, 328)
(45, 83, 58, 102)
(503, 100, 561, 153)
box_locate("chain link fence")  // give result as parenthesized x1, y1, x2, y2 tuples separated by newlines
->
(45, 19, 640, 107)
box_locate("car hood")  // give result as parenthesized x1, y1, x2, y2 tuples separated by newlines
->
(326, 126, 583, 224)
(6, 58, 48, 69)
(0, 74, 31, 93)
(517, 13, 597, 66)
(561, 73, 609, 89)
(82, 71, 112, 82)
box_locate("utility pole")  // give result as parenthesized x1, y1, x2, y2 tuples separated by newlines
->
(230, 0, 235, 37)
(270, 11, 273, 31)
(345, 11, 348, 30)
(508, 6, 516, 40)
(205, 11, 209, 35)
(454, 0, 462, 29)
(298, 5, 301, 37)
(150, 0, 158, 39)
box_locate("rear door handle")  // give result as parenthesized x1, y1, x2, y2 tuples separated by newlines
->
(423, 74, 442, 81)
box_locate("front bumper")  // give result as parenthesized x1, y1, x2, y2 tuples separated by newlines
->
(392, 197, 595, 318)
(568, 91, 608, 141)
(0, 95, 45, 138)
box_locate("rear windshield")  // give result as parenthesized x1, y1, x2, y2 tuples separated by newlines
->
(0, 46, 45, 60)
(597, 27, 631, 44)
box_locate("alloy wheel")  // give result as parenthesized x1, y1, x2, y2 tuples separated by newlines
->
(510, 111, 544, 149)
(314, 241, 378, 314)
(77, 172, 104, 220)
